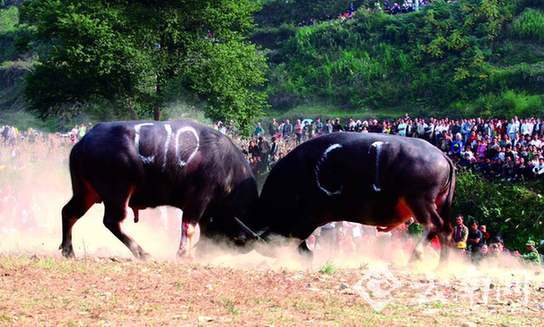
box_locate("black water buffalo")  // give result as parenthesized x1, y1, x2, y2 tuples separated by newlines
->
(250, 132, 455, 261)
(60, 120, 258, 259)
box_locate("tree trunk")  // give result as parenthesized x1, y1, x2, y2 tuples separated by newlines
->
(153, 103, 161, 121)
(127, 98, 138, 120)
(154, 75, 162, 121)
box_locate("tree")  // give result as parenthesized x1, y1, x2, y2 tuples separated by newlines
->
(20, 0, 267, 129)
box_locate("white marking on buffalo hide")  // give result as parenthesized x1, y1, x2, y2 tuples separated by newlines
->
(369, 141, 385, 192)
(315, 143, 343, 196)
(174, 126, 200, 167)
(162, 124, 173, 169)
(224, 171, 234, 193)
(134, 123, 155, 164)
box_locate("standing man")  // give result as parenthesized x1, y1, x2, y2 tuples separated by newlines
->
(461, 119, 472, 143)
(268, 118, 279, 137)
(269, 136, 278, 165)
(324, 119, 333, 134)
(467, 221, 484, 254)
(452, 215, 469, 251)
(315, 118, 324, 136)
(294, 119, 303, 144)
(282, 119, 293, 139)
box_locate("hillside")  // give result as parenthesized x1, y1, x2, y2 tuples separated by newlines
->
(255, 0, 544, 117)
(1, 1, 544, 127)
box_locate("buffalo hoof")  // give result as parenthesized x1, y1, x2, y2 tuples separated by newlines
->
(409, 247, 424, 263)
(60, 246, 75, 259)
(135, 248, 150, 261)
(297, 241, 314, 259)
(59, 242, 75, 258)
(176, 249, 195, 260)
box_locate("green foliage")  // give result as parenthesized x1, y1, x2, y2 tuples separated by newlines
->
(450, 90, 544, 118)
(512, 8, 544, 42)
(0, 5, 17, 32)
(453, 170, 544, 251)
(260, 0, 544, 115)
(0, 6, 19, 61)
(19, 0, 267, 131)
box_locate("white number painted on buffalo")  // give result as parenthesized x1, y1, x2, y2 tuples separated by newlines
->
(315, 143, 343, 196)
(133, 123, 200, 168)
(134, 123, 155, 164)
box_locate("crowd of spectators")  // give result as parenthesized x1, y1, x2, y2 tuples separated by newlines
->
(239, 116, 544, 182)
(295, 0, 435, 28)
(379, 0, 432, 15)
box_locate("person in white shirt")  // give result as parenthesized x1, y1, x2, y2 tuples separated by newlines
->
(397, 120, 408, 137)
(533, 157, 544, 175)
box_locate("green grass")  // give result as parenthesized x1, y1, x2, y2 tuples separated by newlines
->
(513, 8, 544, 42)
(221, 297, 240, 315)
(265, 103, 404, 120)
(319, 261, 336, 275)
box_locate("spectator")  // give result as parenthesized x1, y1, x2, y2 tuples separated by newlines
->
(478, 224, 490, 245)
(268, 118, 279, 136)
(332, 118, 343, 132)
(294, 119, 304, 144)
(254, 122, 264, 137)
(467, 221, 484, 254)
(521, 240, 541, 265)
(452, 215, 468, 250)
(282, 119, 293, 139)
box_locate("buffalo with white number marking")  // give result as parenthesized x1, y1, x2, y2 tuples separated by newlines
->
(249, 132, 456, 262)
(59, 120, 258, 259)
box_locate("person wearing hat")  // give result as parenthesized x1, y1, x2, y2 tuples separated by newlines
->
(522, 240, 541, 265)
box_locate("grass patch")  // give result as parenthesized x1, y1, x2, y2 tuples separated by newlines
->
(265, 103, 404, 120)
(319, 261, 336, 275)
(221, 298, 240, 315)
(513, 9, 544, 42)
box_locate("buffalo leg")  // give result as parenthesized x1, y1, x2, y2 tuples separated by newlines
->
(103, 202, 149, 260)
(60, 195, 94, 258)
(427, 202, 451, 264)
(177, 200, 207, 259)
(177, 221, 200, 259)
(298, 240, 314, 259)
(406, 197, 449, 263)
(405, 197, 436, 262)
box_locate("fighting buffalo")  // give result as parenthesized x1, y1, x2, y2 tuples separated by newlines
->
(250, 132, 456, 261)
(59, 120, 258, 259)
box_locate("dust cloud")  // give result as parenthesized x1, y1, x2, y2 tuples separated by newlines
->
(1, 137, 542, 288)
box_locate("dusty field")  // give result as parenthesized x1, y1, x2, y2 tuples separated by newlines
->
(1, 139, 543, 326)
(0, 251, 543, 327)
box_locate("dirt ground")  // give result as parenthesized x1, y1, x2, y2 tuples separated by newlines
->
(0, 251, 543, 327)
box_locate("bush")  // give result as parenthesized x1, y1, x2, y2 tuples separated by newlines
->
(453, 170, 544, 251)
(0, 6, 17, 33)
(512, 9, 544, 42)
(450, 90, 544, 118)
